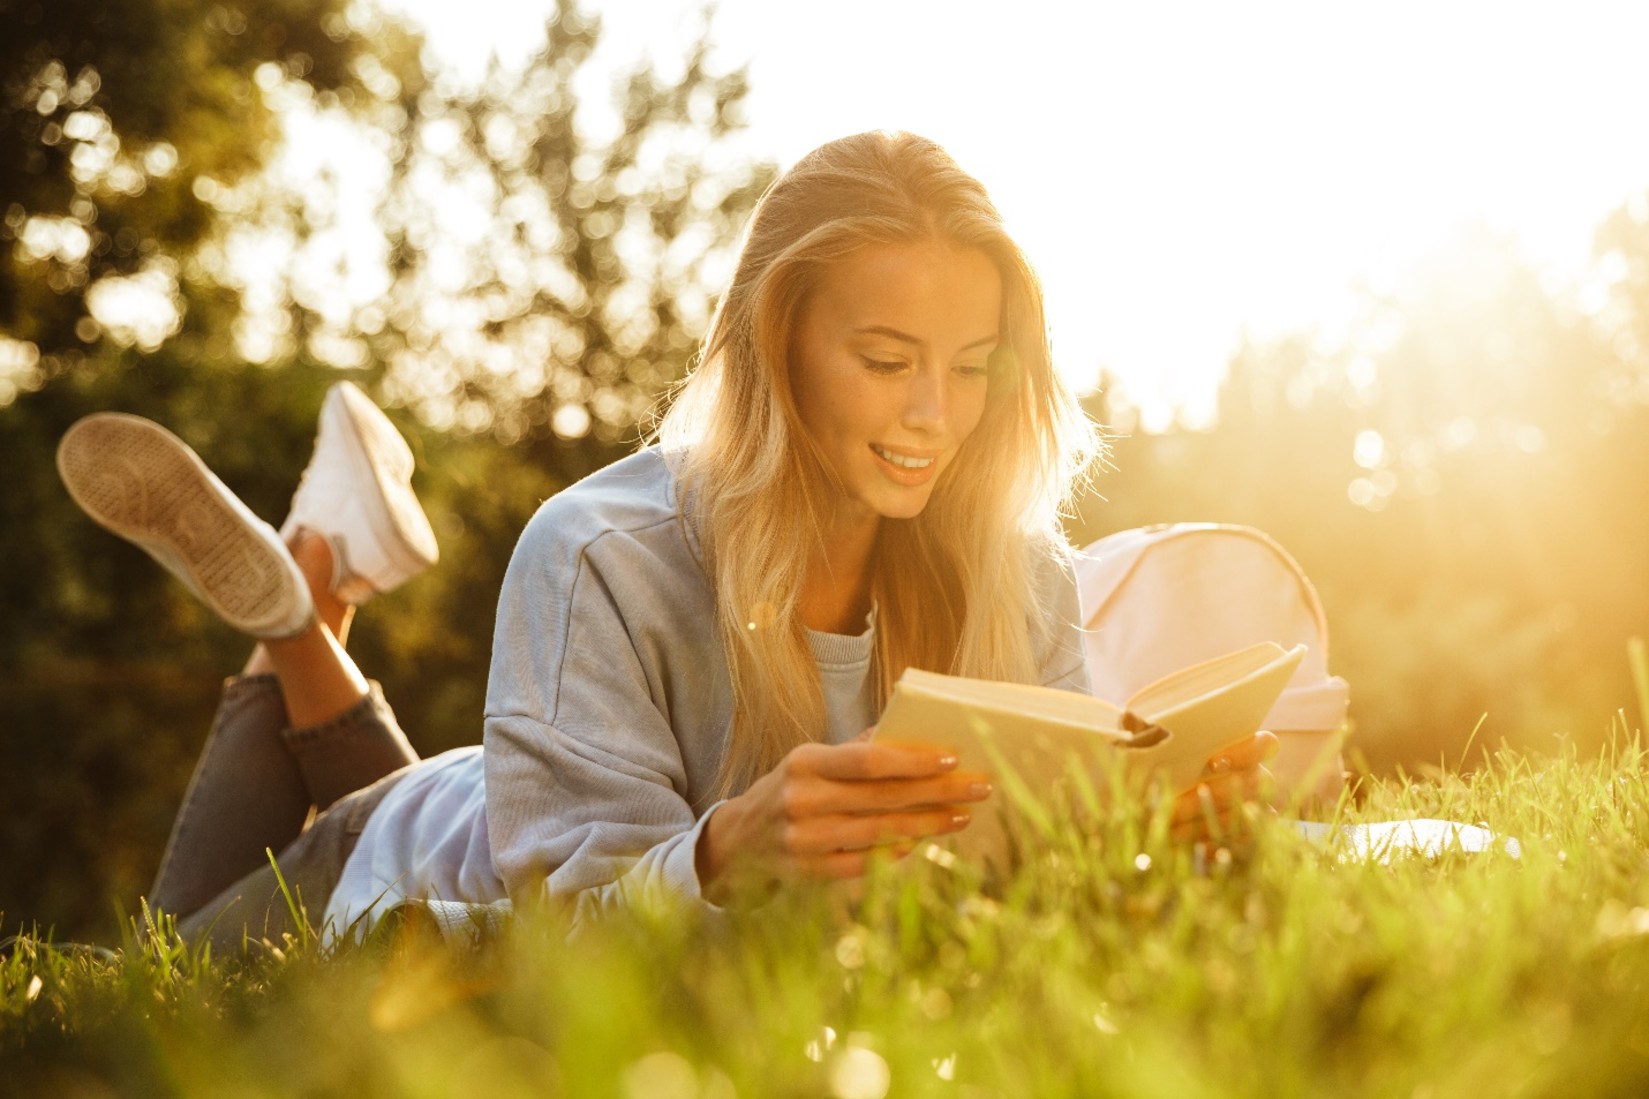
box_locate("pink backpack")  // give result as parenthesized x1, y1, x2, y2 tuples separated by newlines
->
(1074, 523, 1349, 805)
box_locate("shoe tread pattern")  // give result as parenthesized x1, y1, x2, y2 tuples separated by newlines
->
(58, 416, 298, 633)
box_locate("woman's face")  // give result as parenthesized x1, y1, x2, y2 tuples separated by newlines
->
(789, 238, 1001, 531)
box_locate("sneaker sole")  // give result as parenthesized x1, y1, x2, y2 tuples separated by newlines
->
(57, 414, 310, 637)
(328, 383, 439, 588)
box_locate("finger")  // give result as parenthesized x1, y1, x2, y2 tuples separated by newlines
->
(1171, 806, 1265, 847)
(792, 741, 959, 782)
(777, 772, 988, 823)
(1169, 771, 1260, 826)
(1168, 783, 1273, 840)
(801, 850, 872, 880)
(1169, 777, 1250, 825)
(787, 773, 992, 819)
(782, 808, 972, 855)
(1170, 818, 1212, 846)
(1168, 802, 1237, 844)
(1197, 781, 1222, 841)
(796, 841, 924, 881)
(1203, 731, 1279, 776)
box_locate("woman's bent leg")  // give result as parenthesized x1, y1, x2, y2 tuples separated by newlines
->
(280, 681, 418, 812)
(174, 762, 412, 953)
(149, 675, 418, 925)
(148, 675, 311, 921)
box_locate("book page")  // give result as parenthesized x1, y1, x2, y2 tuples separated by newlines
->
(1126, 641, 1299, 718)
(1120, 642, 1306, 794)
(892, 668, 1126, 734)
(872, 643, 1306, 869)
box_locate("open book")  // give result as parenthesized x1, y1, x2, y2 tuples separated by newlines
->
(873, 641, 1307, 867)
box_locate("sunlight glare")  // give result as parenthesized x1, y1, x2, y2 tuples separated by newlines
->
(378, 0, 1649, 421)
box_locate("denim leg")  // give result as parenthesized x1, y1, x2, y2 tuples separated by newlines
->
(280, 680, 418, 811)
(174, 763, 413, 953)
(150, 675, 419, 926)
(148, 675, 311, 922)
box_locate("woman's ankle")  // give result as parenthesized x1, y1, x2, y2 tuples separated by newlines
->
(287, 528, 353, 643)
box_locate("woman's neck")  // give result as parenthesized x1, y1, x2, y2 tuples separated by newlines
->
(798, 514, 880, 635)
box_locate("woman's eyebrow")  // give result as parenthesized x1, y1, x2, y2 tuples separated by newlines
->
(854, 325, 1000, 351)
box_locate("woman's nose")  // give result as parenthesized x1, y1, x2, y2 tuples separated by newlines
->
(900, 367, 948, 431)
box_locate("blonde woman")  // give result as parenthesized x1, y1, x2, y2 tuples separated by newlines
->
(60, 132, 1274, 949)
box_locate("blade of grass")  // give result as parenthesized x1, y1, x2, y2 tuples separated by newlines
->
(267, 846, 316, 953)
(1629, 636, 1649, 739)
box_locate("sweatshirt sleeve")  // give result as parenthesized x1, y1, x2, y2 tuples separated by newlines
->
(482, 495, 723, 928)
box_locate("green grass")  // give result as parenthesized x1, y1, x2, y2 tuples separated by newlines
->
(10, 734, 1649, 1098)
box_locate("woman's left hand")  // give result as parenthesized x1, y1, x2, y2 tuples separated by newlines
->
(1168, 730, 1279, 845)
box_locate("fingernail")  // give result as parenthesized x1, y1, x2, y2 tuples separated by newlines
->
(968, 781, 993, 799)
(937, 754, 959, 770)
(950, 812, 972, 829)
(1208, 756, 1232, 775)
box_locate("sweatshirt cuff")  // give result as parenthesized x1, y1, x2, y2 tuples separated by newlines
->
(565, 801, 734, 934)
(665, 799, 730, 911)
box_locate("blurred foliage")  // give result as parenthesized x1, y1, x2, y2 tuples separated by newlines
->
(1072, 221, 1649, 774)
(0, 0, 422, 381)
(220, 3, 770, 454)
(0, 0, 773, 939)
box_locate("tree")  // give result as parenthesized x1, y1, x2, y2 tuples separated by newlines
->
(0, 0, 420, 386)
(0, 0, 772, 937)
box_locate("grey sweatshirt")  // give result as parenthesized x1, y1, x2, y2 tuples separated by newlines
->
(324, 447, 1089, 933)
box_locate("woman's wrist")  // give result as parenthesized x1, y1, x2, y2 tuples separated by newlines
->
(694, 800, 732, 900)
(694, 796, 776, 908)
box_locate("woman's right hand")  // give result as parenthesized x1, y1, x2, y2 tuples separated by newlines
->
(695, 736, 993, 902)
(1167, 731, 1279, 845)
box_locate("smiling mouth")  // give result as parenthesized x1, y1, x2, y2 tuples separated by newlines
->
(870, 444, 935, 470)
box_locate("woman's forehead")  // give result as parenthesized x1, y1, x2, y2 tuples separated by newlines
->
(808, 241, 1002, 347)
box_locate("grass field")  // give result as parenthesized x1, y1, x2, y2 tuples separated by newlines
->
(9, 728, 1649, 1098)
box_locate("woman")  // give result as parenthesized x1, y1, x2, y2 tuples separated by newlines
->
(59, 132, 1274, 950)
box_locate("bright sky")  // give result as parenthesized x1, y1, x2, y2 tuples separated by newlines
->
(383, 0, 1649, 428)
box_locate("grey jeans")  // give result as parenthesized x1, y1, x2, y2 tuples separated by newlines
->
(148, 674, 419, 954)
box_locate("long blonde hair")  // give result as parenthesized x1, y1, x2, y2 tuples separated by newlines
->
(658, 131, 1100, 796)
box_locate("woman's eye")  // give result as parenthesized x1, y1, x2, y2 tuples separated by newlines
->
(955, 363, 990, 379)
(861, 357, 905, 374)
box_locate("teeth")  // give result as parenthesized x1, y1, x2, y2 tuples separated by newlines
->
(872, 445, 934, 470)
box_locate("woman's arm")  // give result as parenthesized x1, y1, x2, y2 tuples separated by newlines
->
(483, 471, 987, 921)
(483, 497, 720, 921)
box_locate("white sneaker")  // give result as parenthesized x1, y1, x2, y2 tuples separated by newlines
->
(57, 414, 315, 639)
(279, 382, 438, 604)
